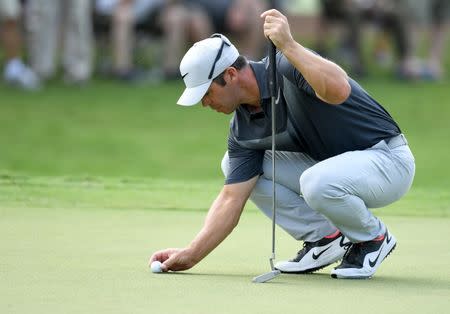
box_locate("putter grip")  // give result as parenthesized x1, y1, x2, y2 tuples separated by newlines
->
(268, 41, 277, 97)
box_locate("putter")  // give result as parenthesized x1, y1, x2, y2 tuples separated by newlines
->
(252, 9, 281, 283)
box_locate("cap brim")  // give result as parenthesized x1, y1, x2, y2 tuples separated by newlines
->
(177, 81, 212, 106)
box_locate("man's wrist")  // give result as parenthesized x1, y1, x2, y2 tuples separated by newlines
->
(281, 41, 301, 60)
(185, 245, 203, 264)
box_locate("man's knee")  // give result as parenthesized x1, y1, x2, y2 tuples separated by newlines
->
(300, 167, 342, 211)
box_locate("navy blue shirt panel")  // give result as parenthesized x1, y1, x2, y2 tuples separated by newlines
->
(225, 52, 401, 185)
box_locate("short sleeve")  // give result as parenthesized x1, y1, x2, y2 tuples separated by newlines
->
(278, 52, 316, 97)
(225, 135, 265, 184)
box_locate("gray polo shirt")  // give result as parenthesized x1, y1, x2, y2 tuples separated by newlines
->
(225, 53, 401, 185)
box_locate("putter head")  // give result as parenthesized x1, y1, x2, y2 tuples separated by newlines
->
(252, 270, 281, 283)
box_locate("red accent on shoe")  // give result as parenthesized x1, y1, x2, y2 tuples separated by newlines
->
(324, 230, 341, 239)
(372, 234, 385, 242)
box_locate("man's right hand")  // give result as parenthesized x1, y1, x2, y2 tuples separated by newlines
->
(149, 176, 259, 273)
(149, 248, 198, 272)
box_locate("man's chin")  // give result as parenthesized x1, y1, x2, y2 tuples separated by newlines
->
(212, 106, 234, 114)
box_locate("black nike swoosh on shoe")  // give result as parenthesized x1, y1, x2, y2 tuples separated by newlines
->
(182, 72, 188, 79)
(368, 245, 384, 267)
(386, 234, 392, 244)
(312, 246, 331, 260)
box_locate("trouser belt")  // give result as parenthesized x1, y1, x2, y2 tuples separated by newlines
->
(386, 134, 408, 149)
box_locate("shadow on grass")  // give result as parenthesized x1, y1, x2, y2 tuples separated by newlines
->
(279, 272, 450, 291)
(158, 271, 450, 290)
(158, 270, 331, 285)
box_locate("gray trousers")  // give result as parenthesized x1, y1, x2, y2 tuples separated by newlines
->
(25, 0, 93, 81)
(221, 134, 415, 243)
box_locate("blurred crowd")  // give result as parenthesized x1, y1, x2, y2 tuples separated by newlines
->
(0, 0, 448, 91)
(315, 0, 450, 80)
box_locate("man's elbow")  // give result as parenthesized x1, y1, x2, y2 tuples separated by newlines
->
(329, 79, 351, 105)
(337, 79, 351, 104)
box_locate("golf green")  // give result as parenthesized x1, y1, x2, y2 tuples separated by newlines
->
(1, 200, 449, 314)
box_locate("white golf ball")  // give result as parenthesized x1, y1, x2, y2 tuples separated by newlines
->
(151, 261, 163, 273)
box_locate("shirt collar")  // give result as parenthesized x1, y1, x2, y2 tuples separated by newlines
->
(249, 59, 271, 101)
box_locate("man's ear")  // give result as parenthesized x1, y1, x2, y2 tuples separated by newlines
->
(226, 67, 238, 82)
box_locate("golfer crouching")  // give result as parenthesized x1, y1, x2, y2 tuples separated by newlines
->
(150, 9, 415, 279)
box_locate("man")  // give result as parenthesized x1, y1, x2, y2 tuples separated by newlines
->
(25, 0, 93, 84)
(0, 0, 40, 90)
(182, 0, 266, 59)
(95, 0, 166, 80)
(150, 9, 415, 279)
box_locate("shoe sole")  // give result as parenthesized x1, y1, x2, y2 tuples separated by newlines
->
(331, 243, 397, 279)
(278, 262, 335, 274)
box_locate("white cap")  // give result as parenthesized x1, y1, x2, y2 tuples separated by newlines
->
(177, 34, 239, 106)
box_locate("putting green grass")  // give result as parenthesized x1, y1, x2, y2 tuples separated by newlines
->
(1, 178, 449, 314)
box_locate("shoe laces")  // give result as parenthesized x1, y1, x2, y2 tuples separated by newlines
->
(290, 241, 315, 262)
(342, 242, 364, 266)
(295, 242, 313, 256)
(301, 241, 316, 252)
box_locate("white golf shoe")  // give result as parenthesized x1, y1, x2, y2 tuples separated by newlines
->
(331, 230, 397, 279)
(275, 231, 350, 273)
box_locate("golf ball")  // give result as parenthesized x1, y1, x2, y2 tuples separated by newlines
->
(151, 261, 163, 273)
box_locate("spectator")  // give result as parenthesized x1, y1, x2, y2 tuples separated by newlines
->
(161, 0, 211, 79)
(0, 0, 39, 90)
(410, 0, 449, 80)
(182, 0, 267, 59)
(315, 0, 418, 79)
(426, 0, 449, 79)
(95, 0, 165, 80)
(94, 0, 210, 81)
(364, 0, 418, 79)
(25, 0, 93, 85)
(315, 0, 366, 77)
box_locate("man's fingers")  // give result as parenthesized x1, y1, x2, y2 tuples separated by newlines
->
(261, 9, 288, 40)
(149, 252, 170, 271)
(160, 262, 169, 272)
(161, 256, 175, 272)
(262, 14, 283, 23)
(260, 8, 281, 19)
(149, 253, 159, 265)
(148, 248, 178, 267)
(149, 248, 194, 272)
(162, 250, 186, 271)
